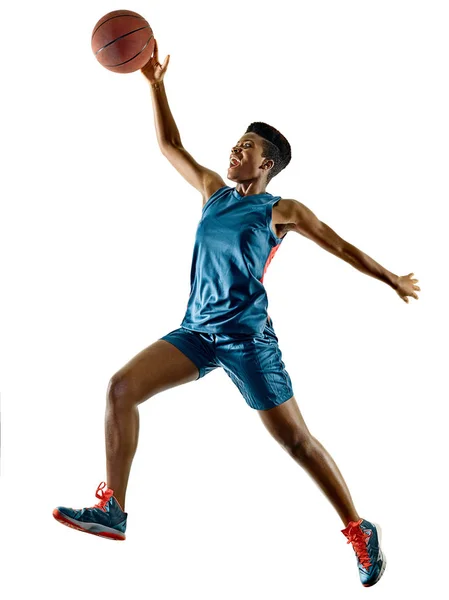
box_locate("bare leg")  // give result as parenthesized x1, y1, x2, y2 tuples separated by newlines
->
(258, 396, 359, 526)
(105, 339, 200, 509)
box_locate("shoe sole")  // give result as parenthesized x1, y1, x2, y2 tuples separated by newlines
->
(52, 508, 126, 541)
(362, 522, 387, 587)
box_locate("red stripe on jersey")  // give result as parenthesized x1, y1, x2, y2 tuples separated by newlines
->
(259, 244, 282, 284)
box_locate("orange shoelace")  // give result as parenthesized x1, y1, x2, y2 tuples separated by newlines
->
(341, 519, 372, 570)
(91, 482, 114, 511)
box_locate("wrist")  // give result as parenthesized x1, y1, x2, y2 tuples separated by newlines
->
(149, 80, 164, 90)
(386, 272, 399, 289)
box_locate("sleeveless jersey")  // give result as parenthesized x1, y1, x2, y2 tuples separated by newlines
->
(180, 185, 287, 334)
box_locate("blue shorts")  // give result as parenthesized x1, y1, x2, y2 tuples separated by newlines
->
(159, 316, 294, 411)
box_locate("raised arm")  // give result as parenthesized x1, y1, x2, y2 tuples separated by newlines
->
(141, 40, 225, 205)
(283, 198, 420, 303)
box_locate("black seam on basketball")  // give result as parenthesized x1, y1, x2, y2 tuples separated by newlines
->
(92, 14, 146, 38)
(104, 34, 154, 68)
(95, 26, 151, 56)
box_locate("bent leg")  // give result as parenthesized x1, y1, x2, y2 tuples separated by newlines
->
(257, 395, 360, 526)
(106, 339, 200, 509)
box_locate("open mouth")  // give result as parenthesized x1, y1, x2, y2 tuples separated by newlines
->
(229, 157, 241, 169)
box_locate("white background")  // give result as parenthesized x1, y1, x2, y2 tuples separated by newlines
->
(1, 1, 448, 598)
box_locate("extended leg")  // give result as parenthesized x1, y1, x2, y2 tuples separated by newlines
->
(105, 339, 200, 509)
(258, 395, 359, 526)
(53, 338, 202, 539)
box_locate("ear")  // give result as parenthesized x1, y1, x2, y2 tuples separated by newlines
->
(262, 159, 274, 171)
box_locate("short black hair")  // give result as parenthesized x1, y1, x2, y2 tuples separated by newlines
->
(245, 122, 291, 183)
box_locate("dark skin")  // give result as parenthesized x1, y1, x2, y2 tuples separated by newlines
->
(103, 42, 420, 528)
(228, 133, 420, 302)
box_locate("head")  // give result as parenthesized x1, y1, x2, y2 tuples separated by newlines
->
(227, 122, 291, 186)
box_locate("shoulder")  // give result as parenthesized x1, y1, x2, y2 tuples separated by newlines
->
(202, 174, 228, 207)
(272, 198, 297, 222)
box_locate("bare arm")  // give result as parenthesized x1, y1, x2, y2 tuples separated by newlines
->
(286, 198, 420, 302)
(141, 41, 225, 201)
(149, 77, 181, 148)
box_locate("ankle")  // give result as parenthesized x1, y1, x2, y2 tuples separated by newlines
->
(343, 515, 361, 528)
(114, 495, 126, 512)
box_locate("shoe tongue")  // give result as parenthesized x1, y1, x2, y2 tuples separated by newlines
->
(102, 493, 113, 507)
(341, 519, 362, 535)
(95, 487, 114, 510)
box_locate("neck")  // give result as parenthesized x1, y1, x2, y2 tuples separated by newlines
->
(235, 180, 267, 196)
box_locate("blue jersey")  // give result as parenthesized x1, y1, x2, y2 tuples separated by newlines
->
(180, 185, 287, 334)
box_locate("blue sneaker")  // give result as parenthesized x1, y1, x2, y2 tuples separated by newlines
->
(341, 519, 387, 587)
(53, 482, 127, 541)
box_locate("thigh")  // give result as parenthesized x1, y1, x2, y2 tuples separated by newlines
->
(216, 317, 294, 411)
(110, 333, 201, 406)
(160, 327, 220, 380)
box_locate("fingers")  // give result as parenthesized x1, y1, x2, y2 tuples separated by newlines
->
(398, 272, 420, 302)
(140, 57, 152, 72)
(162, 55, 170, 71)
(153, 37, 159, 60)
(401, 291, 419, 302)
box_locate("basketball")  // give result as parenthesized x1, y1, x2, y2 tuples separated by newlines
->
(91, 10, 155, 74)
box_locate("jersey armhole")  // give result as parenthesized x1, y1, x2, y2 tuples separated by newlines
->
(267, 197, 284, 243)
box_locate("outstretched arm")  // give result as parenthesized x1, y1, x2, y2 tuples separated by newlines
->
(287, 199, 420, 303)
(141, 40, 225, 203)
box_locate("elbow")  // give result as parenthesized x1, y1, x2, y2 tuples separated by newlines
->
(160, 139, 182, 156)
(338, 239, 348, 256)
(317, 222, 345, 256)
(338, 240, 355, 260)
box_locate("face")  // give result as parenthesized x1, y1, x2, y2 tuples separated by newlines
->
(227, 132, 274, 182)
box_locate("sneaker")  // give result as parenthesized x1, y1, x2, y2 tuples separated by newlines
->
(341, 518, 387, 587)
(53, 482, 127, 540)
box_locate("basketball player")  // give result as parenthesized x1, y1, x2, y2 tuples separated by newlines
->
(53, 39, 420, 587)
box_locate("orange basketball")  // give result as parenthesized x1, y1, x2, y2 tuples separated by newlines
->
(91, 10, 155, 74)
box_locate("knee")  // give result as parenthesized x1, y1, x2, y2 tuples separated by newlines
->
(286, 434, 316, 462)
(107, 373, 136, 410)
